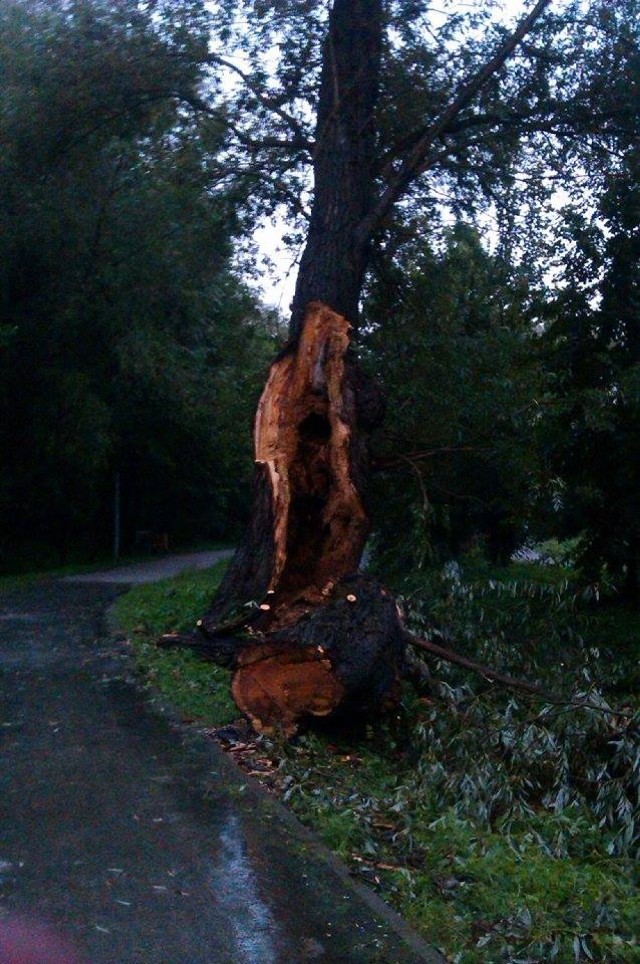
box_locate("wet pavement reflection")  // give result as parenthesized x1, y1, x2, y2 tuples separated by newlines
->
(0, 581, 438, 963)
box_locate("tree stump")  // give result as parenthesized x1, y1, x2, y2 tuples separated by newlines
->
(161, 303, 406, 735)
(230, 575, 405, 735)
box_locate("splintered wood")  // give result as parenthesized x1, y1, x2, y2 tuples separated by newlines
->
(167, 303, 406, 735)
(254, 302, 368, 622)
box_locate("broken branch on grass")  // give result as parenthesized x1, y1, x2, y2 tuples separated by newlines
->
(405, 631, 635, 720)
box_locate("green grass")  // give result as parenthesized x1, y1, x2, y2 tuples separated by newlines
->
(274, 724, 639, 962)
(112, 558, 639, 963)
(113, 561, 237, 724)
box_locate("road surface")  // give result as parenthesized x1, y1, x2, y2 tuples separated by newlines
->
(0, 569, 440, 963)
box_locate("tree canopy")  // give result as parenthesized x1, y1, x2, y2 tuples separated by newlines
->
(199, 0, 640, 597)
(0, 0, 277, 568)
(2, 0, 639, 599)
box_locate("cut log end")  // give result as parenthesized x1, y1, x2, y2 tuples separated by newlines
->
(229, 574, 406, 734)
(231, 646, 346, 737)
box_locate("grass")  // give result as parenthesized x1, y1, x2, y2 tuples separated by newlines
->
(272, 733, 639, 963)
(112, 557, 639, 963)
(113, 561, 237, 725)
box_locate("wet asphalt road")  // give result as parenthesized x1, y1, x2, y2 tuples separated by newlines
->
(0, 577, 439, 963)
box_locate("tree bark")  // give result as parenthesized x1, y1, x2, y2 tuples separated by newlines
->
(289, 0, 382, 338)
(165, 303, 401, 735)
(198, 0, 387, 652)
(164, 0, 555, 734)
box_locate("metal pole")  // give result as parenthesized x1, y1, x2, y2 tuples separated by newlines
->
(113, 472, 121, 564)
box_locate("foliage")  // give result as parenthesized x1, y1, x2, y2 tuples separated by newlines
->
(4, 0, 640, 586)
(112, 560, 237, 724)
(538, 130, 640, 601)
(206, 0, 640, 240)
(364, 222, 544, 569)
(277, 732, 639, 963)
(197, 0, 640, 602)
(272, 560, 639, 961)
(0, 0, 279, 570)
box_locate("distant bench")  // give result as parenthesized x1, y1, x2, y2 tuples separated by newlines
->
(135, 530, 169, 553)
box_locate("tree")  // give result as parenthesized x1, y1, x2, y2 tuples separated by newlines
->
(0, 0, 274, 568)
(363, 222, 543, 571)
(165, 0, 639, 731)
(541, 149, 640, 604)
(522, 0, 640, 603)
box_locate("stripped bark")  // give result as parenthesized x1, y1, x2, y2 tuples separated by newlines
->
(162, 303, 400, 735)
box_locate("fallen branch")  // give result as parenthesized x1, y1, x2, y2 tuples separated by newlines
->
(405, 631, 635, 720)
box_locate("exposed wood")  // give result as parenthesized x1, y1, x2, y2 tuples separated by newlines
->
(198, 301, 381, 633)
(162, 303, 401, 734)
(232, 644, 345, 738)
(230, 575, 405, 735)
(253, 302, 368, 614)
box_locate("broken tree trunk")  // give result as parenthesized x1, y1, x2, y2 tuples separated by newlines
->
(162, 303, 405, 735)
(231, 574, 405, 735)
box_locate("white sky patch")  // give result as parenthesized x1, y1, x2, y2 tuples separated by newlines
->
(253, 220, 301, 313)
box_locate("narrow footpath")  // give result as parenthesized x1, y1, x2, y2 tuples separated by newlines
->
(0, 560, 441, 963)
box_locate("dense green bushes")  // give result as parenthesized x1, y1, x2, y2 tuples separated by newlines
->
(0, 0, 280, 571)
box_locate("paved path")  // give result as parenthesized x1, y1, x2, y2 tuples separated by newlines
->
(65, 549, 235, 585)
(0, 575, 440, 963)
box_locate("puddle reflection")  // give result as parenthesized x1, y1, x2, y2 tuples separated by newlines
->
(209, 811, 281, 964)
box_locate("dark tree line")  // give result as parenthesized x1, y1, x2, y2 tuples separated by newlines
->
(0, 0, 278, 569)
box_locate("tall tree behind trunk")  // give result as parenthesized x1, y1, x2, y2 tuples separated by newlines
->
(204, 0, 384, 626)
(290, 0, 382, 337)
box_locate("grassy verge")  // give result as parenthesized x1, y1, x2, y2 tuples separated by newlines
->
(113, 560, 639, 963)
(113, 561, 237, 724)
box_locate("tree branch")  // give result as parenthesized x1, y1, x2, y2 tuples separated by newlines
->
(173, 89, 313, 154)
(374, 446, 490, 471)
(405, 631, 635, 719)
(358, 0, 552, 242)
(206, 53, 308, 140)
